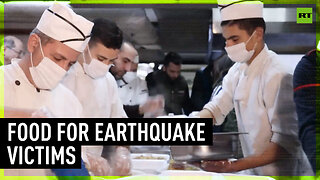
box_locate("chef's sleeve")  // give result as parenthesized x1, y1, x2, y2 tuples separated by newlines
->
(263, 72, 301, 153)
(203, 65, 236, 125)
(109, 76, 128, 118)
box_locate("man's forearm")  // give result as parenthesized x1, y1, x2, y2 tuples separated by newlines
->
(230, 142, 289, 172)
(4, 107, 33, 118)
(198, 109, 216, 124)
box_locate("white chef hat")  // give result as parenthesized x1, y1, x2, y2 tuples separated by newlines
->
(36, 3, 93, 52)
(218, 0, 263, 21)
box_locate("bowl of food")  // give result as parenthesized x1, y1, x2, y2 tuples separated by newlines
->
(130, 153, 170, 174)
(168, 160, 201, 171)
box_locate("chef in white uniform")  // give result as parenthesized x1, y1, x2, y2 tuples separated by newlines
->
(198, 0, 312, 176)
(111, 42, 165, 118)
(2, 3, 93, 177)
(2, 3, 93, 118)
(62, 18, 130, 176)
(118, 54, 148, 106)
(62, 18, 127, 118)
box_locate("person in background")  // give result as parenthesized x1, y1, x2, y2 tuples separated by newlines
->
(146, 52, 193, 115)
(117, 53, 148, 106)
(2, 3, 93, 176)
(292, 42, 319, 174)
(0, 38, 4, 66)
(62, 18, 130, 176)
(191, 57, 214, 111)
(191, 53, 236, 132)
(211, 54, 235, 97)
(198, 0, 312, 176)
(3, 35, 25, 65)
(110, 42, 164, 118)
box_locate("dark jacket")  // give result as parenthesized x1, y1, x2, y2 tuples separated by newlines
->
(146, 70, 193, 115)
(191, 66, 214, 111)
(293, 49, 317, 173)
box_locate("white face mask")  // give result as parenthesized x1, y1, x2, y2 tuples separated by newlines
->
(123, 71, 137, 83)
(225, 31, 257, 63)
(29, 38, 66, 90)
(83, 47, 111, 79)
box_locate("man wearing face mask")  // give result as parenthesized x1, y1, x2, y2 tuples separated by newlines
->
(62, 18, 131, 176)
(2, 3, 92, 177)
(62, 18, 127, 118)
(111, 42, 165, 118)
(2, 3, 93, 118)
(198, 0, 312, 176)
(117, 51, 148, 107)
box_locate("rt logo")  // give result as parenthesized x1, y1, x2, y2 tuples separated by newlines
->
(297, 8, 313, 24)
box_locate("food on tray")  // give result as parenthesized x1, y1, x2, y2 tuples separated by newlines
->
(168, 160, 201, 171)
(133, 155, 167, 160)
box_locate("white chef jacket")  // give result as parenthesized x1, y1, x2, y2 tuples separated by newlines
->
(117, 75, 148, 106)
(62, 62, 127, 118)
(2, 60, 83, 117)
(204, 45, 312, 176)
(62, 62, 127, 172)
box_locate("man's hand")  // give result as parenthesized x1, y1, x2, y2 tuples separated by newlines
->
(110, 146, 132, 176)
(4, 107, 52, 118)
(201, 142, 289, 173)
(201, 160, 234, 173)
(86, 153, 111, 176)
(139, 95, 165, 117)
(31, 107, 54, 118)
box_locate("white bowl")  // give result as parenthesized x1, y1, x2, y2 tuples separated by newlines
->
(131, 153, 170, 173)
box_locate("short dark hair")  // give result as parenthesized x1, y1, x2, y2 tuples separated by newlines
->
(163, 52, 182, 67)
(89, 18, 123, 50)
(220, 18, 266, 35)
(30, 28, 54, 45)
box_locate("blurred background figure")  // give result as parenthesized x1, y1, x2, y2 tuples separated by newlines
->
(211, 54, 234, 97)
(0, 37, 4, 66)
(3, 35, 25, 65)
(117, 48, 148, 106)
(110, 42, 134, 81)
(293, 45, 318, 174)
(111, 42, 165, 118)
(146, 52, 193, 115)
(191, 56, 214, 111)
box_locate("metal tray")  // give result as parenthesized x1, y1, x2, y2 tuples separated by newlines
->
(170, 132, 248, 162)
